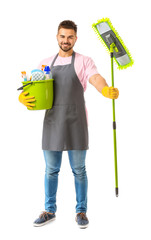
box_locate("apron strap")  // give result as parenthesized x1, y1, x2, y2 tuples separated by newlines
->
(71, 51, 75, 65)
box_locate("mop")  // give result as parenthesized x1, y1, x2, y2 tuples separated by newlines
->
(92, 18, 134, 197)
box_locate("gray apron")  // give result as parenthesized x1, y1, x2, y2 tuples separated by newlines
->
(42, 51, 89, 151)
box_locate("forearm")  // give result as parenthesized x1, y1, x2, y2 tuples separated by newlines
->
(89, 73, 119, 99)
(89, 74, 108, 93)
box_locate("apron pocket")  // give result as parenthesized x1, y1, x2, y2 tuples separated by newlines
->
(44, 104, 77, 124)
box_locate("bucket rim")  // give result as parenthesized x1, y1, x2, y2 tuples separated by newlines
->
(22, 79, 54, 84)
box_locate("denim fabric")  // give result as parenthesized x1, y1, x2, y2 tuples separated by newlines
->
(43, 150, 88, 213)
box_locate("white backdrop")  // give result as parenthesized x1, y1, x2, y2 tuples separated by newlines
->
(1, 0, 151, 239)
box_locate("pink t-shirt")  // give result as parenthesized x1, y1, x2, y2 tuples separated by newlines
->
(38, 52, 98, 91)
(38, 52, 99, 124)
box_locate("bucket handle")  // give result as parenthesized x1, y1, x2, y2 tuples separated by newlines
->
(17, 82, 33, 91)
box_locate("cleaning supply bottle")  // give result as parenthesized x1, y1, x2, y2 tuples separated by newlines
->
(44, 66, 52, 80)
(41, 65, 47, 71)
(21, 71, 27, 81)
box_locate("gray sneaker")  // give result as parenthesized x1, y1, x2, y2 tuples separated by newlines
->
(33, 211, 56, 227)
(76, 213, 89, 229)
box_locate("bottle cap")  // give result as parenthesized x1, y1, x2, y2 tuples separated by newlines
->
(44, 66, 50, 73)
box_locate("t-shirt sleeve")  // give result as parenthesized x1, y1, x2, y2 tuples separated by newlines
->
(84, 57, 99, 82)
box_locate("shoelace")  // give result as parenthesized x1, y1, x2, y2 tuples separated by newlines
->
(39, 211, 53, 220)
(77, 212, 88, 220)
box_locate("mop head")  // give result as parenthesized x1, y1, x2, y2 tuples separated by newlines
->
(92, 18, 134, 69)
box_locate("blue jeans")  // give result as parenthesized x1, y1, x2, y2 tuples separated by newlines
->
(43, 150, 88, 213)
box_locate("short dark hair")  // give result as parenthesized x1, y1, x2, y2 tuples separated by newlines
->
(58, 20, 77, 34)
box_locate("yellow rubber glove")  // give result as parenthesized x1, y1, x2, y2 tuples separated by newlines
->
(18, 91, 36, 110)
(102, 86, 119, 99)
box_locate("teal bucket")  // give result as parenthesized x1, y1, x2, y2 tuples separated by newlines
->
(22, 79, 54, 110)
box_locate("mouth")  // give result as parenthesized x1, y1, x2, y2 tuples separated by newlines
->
(63, 44, 70, 47)
(59, 43, 73, 52)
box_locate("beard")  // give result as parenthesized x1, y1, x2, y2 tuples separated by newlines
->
(59, 43, 74, 52)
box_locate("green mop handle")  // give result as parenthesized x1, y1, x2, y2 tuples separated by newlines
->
(110, 43, 118, 197)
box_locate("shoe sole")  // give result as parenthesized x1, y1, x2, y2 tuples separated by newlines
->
(75, 218, 89, 229)
(78, 223, 89, 229)
(33, 217, 56, 227)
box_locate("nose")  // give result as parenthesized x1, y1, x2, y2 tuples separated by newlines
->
(63, 37, 69, 43)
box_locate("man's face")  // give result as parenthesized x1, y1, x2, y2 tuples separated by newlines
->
(57, 28, 77, 52)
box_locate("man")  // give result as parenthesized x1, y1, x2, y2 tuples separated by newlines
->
(19, 20, 119, 229)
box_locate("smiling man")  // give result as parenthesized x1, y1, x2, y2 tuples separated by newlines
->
(18, 20, 119, 229)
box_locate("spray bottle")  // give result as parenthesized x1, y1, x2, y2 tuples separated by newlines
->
(44, 66, 52, 80)
(21, 71, 27, 81)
